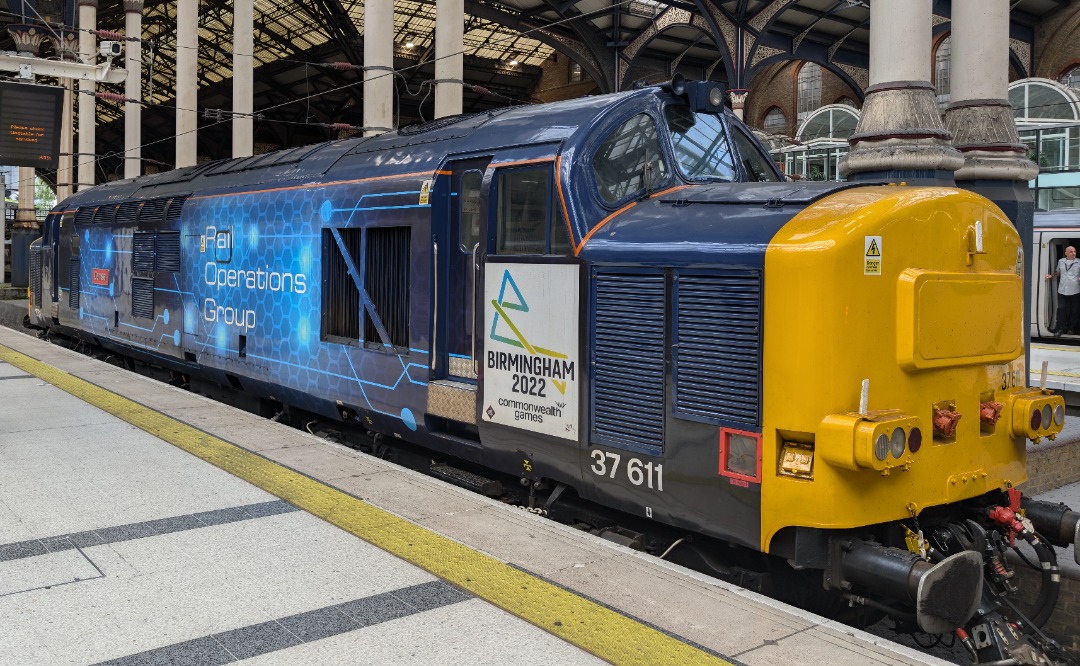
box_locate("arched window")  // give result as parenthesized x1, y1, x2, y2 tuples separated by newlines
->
(935, 36, 951, 100)
(1060, 66, 1080, 89)
(797, 62, 822, 121)
(796, 105, 860, 142)
(1008, 79, 1080, 122)
(763, 107, 787, 132)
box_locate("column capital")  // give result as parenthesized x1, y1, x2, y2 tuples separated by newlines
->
(48, 29, 80, 61)
(77, 0, 99, 7)
(7, 24, 47, 56)
(123, 0, 144, 13)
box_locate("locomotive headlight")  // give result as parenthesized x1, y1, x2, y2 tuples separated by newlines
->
(874, 433, 889, 461)
(1006, 389, 1066, 441)
(708, 86, 724, 108)
(890, 428, 906, 458)
(819, 412, 921, 471)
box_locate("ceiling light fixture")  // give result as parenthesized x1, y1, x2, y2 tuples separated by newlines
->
(404, 34, 415, 49)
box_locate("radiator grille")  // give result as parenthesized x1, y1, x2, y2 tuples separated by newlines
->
(94, 204, 118, 225)
(165, 196, 188, 223)
(116, 201, 142, 225)
(30, 247, 41, 306)
(131, 276, 155, 319)
(322, 228, 362, 341)
(592, 271, 666, 453)
(139, 197, 168, 223)
(156, 231, 181, 272)
(364, 227, 411, 349)
(674, 272, 761, 426)
(68, 258, 80, 310)
(132, 231, 156, 273)
(75, 207, 95, 226)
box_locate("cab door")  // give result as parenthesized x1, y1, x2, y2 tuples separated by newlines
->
(428, 158, 490, 432)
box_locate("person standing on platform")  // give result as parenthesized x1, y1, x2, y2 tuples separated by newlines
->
(1047, 245, 1080, 335)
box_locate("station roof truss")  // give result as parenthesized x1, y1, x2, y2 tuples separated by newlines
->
(0, 0, 1072, 182)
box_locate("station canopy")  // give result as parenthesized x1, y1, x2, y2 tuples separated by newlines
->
(0, 0, 1070, 181)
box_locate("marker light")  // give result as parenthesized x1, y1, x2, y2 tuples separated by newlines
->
(908, 427, 923, 453)
(1055, 404, 1066, 427)
(1031, 407, 1042, 431)
(874, 433, 889, 461)
(1042, 405, 1052, 430)
(890, 428, 906, 458)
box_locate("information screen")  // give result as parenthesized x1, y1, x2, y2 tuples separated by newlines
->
(0, 82, 64, 168)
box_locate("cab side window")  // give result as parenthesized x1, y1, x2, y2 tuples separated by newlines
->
(592, 113, 668, 205)
(731, 128, 781, 182)
(496, 167, 569, 255)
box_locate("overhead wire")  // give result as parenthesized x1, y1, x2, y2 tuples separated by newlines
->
(21, 0, 636, 181)
(10, 2, 1080, 183)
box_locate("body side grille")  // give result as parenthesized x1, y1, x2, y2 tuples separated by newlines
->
(674, 272, 761, 426)
(592, 271, 666, 453)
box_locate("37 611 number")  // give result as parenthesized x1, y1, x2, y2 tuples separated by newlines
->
(589, 450, 663, 491)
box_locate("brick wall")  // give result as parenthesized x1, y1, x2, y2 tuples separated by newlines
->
(743, 60, 861, 135)
(1023, 442, 1080, 495)
(533, 53, 602, 104)
(1033, 2, 1080, 80)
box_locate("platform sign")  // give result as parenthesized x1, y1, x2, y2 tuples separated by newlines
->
(483, 262, 579, 440)
(0, 82, 63, 168)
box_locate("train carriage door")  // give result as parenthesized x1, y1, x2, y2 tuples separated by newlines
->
(428, 158, 491, 431)
(1039, 232, 1080, 337)
(445, 159, 489, 381)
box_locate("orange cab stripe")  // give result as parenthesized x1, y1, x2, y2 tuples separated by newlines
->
(576, 185, 689, 252)
(554, 156, 579, 255)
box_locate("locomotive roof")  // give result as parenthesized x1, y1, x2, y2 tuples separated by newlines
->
(59, 88, 652, 210)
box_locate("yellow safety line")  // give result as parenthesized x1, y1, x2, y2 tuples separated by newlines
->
(0, 343, 729, 666)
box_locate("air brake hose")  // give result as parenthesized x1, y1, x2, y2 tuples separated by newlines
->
(1020, 529, 1060, 628)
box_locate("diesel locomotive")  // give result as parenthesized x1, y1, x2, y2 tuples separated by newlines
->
(27, 80, 1080, 663)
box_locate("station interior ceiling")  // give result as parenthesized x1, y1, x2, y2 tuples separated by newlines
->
(0, 0, 1070, 182)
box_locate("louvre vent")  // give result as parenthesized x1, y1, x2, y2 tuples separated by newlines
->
(140, 198, 168, 223)
(75, 207, 95, 226)
(116, 201, 141, 225)
(94, 204, 118, 225)
(132, 231, 156, 273)
(156, 231, 181, 272)
(674, 272, 761, 426)
(322, 228, 361, 342)
(592, 271, 666, 454)
(68, 258, 80, 310)
(131, 276, 155, 319)
(364, 227, 411, 349)
(165, 196, 188, 223)
(30, 247, 41, 306)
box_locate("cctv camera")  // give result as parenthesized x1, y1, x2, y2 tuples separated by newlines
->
(99, 41, 122, 57)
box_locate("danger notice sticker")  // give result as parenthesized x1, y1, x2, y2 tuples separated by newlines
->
(864, 235, 882, 275)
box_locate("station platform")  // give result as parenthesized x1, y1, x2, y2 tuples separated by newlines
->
(0, 322, 951, 665)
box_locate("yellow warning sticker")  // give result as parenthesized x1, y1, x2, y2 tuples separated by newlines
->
(419, 179, 432, 205)
(864, 235, 882, 275)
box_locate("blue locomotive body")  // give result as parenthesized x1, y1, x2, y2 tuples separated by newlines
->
(27, 83, 1080, 660)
